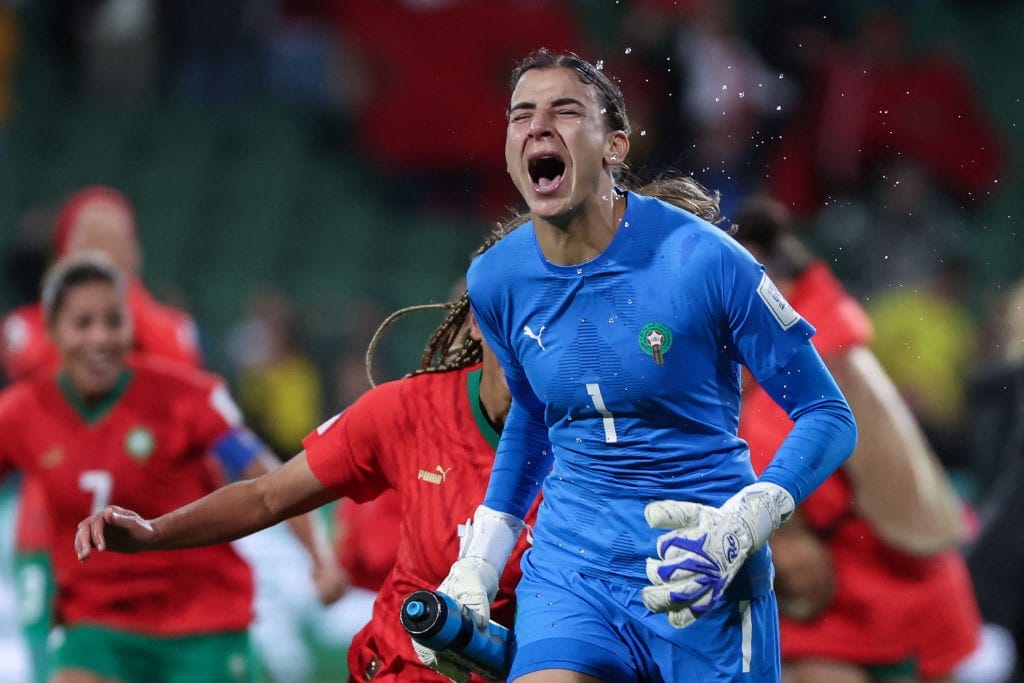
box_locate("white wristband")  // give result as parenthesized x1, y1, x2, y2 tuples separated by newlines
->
(726, 482, 796, 551)
(460, 505, 524, 574)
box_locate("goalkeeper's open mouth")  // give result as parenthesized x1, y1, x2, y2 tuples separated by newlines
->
(528, 154, 566, 195)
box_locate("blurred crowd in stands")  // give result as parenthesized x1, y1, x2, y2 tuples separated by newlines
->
(0, 0, 1022, 681)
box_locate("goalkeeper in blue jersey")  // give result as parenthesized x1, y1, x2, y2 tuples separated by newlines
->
(418, 49, 858, 683)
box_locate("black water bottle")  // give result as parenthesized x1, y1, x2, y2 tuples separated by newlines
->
(400, 589, 512, 681)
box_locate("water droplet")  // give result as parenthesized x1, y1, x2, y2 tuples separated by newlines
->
(640, 130, 647, 136)
(596, 60, 605, 70)
(577, 268, 583, 275)
(624, 47, 632, 55)
(623, 221, 629, 228)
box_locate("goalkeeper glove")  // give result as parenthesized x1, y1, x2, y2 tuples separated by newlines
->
(413, 505, 523, 678)
(641, 482, 795, 629)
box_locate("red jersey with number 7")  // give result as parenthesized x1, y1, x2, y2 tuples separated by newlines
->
(305, 364, 539, 682)
(0, 355, 252, 635)
(1, 278, 203, 555)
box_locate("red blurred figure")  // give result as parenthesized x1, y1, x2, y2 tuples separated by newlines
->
(335, 491, 401, 593)
(2, 186, 202, 380)
(736, 195, 981, 682)
(0, 186, 203, 683)
(767, 8, 1005, 215)
(330, 0, 582, 216)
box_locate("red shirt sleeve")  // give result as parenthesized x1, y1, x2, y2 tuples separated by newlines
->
(1, 305, 58, 382)
(169, 370, 240, 450)
(302, 385, 395, 503)
(0, 386, 21, 479)
(127, 282, 203, 368)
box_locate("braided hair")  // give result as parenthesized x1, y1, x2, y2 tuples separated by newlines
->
(365, 215, 528, 387)
(365, 177, 728, 387)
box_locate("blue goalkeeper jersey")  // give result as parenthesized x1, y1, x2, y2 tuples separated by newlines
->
(467, 190, 822, 597)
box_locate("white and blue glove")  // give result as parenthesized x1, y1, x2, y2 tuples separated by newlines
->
(642, 482, 795, 629)
(413, 505, 523, 681)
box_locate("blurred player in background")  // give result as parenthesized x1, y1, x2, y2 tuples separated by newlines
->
(734, 195, 982, 683)
(0, 252, 343, 683)
(75, 232, 542, 681)
(1, 185, 202, 380)
(0, 186, 203, 683)
(326, 491, 401, 638)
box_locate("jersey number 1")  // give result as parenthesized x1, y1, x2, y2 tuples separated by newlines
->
(585, 383, 618, 443)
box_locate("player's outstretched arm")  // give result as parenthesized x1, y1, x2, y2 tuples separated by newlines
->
(75, 451, 338, 562)
(826, 347, 964, 554)
(239, 452, 348, 605)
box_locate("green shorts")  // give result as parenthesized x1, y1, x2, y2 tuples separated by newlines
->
(15, 550, 55, 683)
(52, 624, 259, 683)
(866, 657, 918, 679)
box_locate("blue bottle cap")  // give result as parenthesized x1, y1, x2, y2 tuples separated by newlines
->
(405, 600, 426, 618)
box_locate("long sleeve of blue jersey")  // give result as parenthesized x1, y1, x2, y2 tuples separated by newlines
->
(465, 294, 552, 520)
(756, 342, 858, 503)
(483, 396, 552, 520)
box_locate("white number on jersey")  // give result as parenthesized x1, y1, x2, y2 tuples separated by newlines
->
(79, 470, 113, 514)
(586, 383, 618, 444)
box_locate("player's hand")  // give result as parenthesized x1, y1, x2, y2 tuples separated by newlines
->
(412, 504, 519, 678)
(438, 556, 500, 627)
(642, 482, 795, 628)
(311, 560, 348, 606)
(412, 556, 499, 677)
(74, 505, 156, 562)
(770, 514, 834, 620)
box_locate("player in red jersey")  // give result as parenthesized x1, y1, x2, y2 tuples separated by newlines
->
(734, 196, 981, 682)
(1, 253, 342, 683)
(335, 490, 401, 592)
(0, 185, 206, 683)
(76, 227, 536, 682)
(1, 185, 202, 381)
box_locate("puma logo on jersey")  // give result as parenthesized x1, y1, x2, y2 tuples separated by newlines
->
(39, 447, 63, 469)
(417, 466, 452, 485)
(523, 324, 546, 350)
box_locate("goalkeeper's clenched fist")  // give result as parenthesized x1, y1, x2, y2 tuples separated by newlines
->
(642, 482, 795, 629)
(414, 505, 524, 682)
